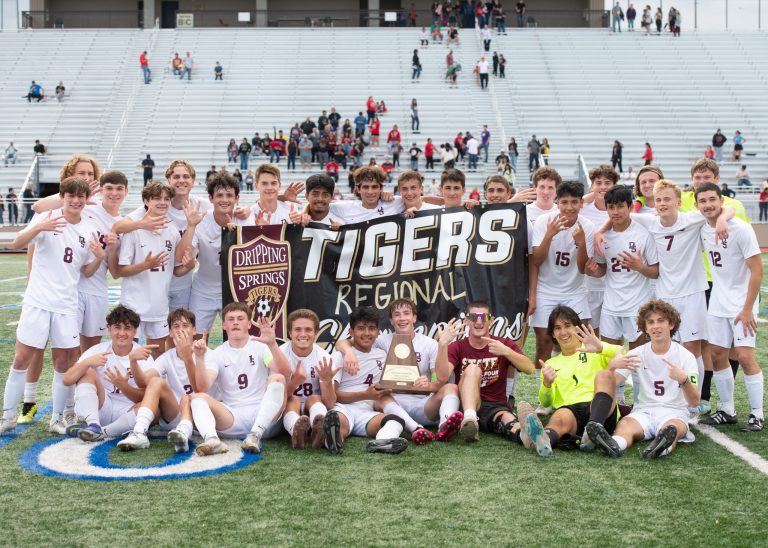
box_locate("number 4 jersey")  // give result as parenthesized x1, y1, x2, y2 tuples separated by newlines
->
(280, 341, 333, 404)
(331, 346, 386, 397)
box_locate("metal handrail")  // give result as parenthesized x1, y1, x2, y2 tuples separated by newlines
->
(21, 155, 40, 192)
(577, 153, 590, 187)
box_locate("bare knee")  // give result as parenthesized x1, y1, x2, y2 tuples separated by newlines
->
(440, 383, 459, 396)
(268, 374, 286, 385)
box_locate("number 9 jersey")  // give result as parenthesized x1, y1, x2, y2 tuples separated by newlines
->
(205, 340, 273, 408)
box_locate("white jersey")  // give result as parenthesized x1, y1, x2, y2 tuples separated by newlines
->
(526, 202, 556, 224)
(332, 346, 386, 394)
(191, 213, 254, 299)
(416, 201, 442, 211)
(250, 200, 293, 225)
(24, 209, 97, 315)
(373, 332, 437, 378)
(118, 222, 181, 321)
(205, 340, 273, 408)
(280, 341, 332, 403)
(79, 203, 121, 297)
(580, 202, 609, 292)
(632, 212, 707, 298)
(595, 220, 658, 315)
(532, 212, 595, 300)
(617, 342, 698, 411)
(78, 341, 152, 408)
(329, 198, 405, 224)
(149, 347, 199, 400)
(701, 218, 761, 318)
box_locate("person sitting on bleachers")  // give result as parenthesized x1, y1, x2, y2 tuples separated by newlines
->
(33, 140, 47, 157)
(430, 22, 443, 42)
(26, 81, 44, 103)
(55, 81, 65, 102)
(171, 53, 182, 75)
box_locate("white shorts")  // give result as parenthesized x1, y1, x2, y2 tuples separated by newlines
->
(78, 292, 109, 338)
(99, 396, 135, 426)
(394, 393, 435, 426)
(159, 412, 181, 430)
(189, 292, 221, 333)
(600, 313, 642, 343)
(138, 319, 169, 340)
(666, 292, 707, 343)
(529, 294, 591, 329)
(333, 402, 380, 437)
(625, 406, 695, 442)
(219, 402, 282, 439)
(17, 305, 79, 349)
(169, 286, 192, 312)
(706, 314, 757, 349)
(587, 290, 604, 328)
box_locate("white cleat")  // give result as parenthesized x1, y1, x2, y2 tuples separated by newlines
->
(0, 416, 17, 435)
(195, 437, 228, 457)
(241, 431, 263, 453)
(48, 418, 67, 435)
(168, 429, 189, 453)
(117, 432, 151, 451)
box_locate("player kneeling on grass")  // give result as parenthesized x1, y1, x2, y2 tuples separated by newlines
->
(588, 300, 700, 459)
(116, 308, 205, 452)
(337, 299, 464, 444)
(190, 303, 291, 456)
(281, 309, 338, 449)
(63, 306, 152, 441)
(523, 306, 623, 457)
(447, 301, 536, 445)
(325, 306, 413, 455)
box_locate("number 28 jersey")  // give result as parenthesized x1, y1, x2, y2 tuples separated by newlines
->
(280, 341, 332, 403)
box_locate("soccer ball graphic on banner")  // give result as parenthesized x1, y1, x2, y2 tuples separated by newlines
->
(256, 298, 271, 317)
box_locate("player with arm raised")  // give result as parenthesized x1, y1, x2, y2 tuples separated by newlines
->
(588, 300, 700, 458)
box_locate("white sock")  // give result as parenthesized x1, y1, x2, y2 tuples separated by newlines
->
(383, 401, 420, 432)
(51, 371, 72, 421)
(308, 402, 327, 423)
(251, 382, 285, 434)
(190, 398, 217, 441)
(3, 368, 26, 419)
(133, 407, 155, 435)
(744, 372, 764, 420)
(376, 418, 404, 439)
(713, 368, 736, 415)
(464, 408, 477, 421)
(535, 369, 541, 392)
(505, 377, 515, 399)
(283, 410, 300, 435)
(23, 382, 38, 403)
(439, 394, 460, 424)
(695, 356, 705, 396)
(176, 419, 193, 438)
(612, 435, 628, 452)
(103, 411, 137, 437)
(74, 383, 101, 425)
(615, 380, 626, 402)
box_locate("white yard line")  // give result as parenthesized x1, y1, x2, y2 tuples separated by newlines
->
(0, 276, 26, 283)
(695, 424, 768, 476)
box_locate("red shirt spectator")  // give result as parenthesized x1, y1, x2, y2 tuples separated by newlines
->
(366, 97, 376, 113)
(387, 126, 401, 144)
(325, 161, 339, 174)
(270, 140, 285, 154)
(381, 160, 395, 175)
(370, 119, 381, 136)
(425, 140, 435, 157)
(469, 188, 480, 201)
(139, 52, 149, 67)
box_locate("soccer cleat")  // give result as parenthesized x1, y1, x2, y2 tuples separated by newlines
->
(167, 429, 189, 453)
(241, 432, 263, 453)
(522, 413, 552, 457)
(48, 418, 67, 435)
(436, 411, 463, 442)
(366, 437, 408, 454)
(78, 423, 105, 442)
(700, 410, 737, 426)
(741, 414, 764, 432)
(411, 427, 435, 446)
(117, 432, 150, 451)
(17, 403, 37, 424)
(579, 429, 596, 452)
(311, 415, 326, 449)
(698, 400, 712, 415)
(515, 401, 535, 448)
(65, 421, 88, 438)
(195, 437, 229, 457)
(459, 415, 480, 442)
(0, 417, 17, 435)
(586, 421, 621, 458)
(535, 405, 553, 416)
(642, 424, 678, 459)
(323, 410, 344, 455)
(291, 416, 311, 449)
(507, 394, 516, 412)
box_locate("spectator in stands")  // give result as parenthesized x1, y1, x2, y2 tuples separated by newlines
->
(611, 140, 623, 173)
(227, 138, 238, 163)
(353, 137, 366, 166)
(214, 62, 223, 80)
(409, 143, 422, 171)
(317, 137, 330, 167)
(447, 62, 461, 88)
(0, 198, 3, 224)
(477, 56, 489, 89)
(480, 125, 491, 163)
(424, 138, 436, 171)
(389, 141, 402, 168)
(447, 25, 460, 46)
(642, 142, 653, 165)
(527, 135, 540, 172)
(482, 24, 492, 51)
(387, 125, 401, 148)
(27, 80, 44, 102)
(251, 133, 261, 158)
(475, 2, 489, 27)
(412, 50, 422, 81)
(612, 2, 624, 32)
(206, 165, 217, 182)
(703, 145, 715, 160)
(492, 52, 499, 77)
(516, 1, 526, 27)
(446, 49, 454, 68)
(624, 166, 635, 185)
(239, 138, 252, 170)
(180, 52, 193, 80)
(466, 133, 480, 171)
(3, 142, 17, 165)
(641, 6, 651, 32)
(376, 101, 387, 115)
(759, 181, 768, 222)
(454, 132, 466, 162)
(381, 158, 395, 183)
(33, 140, 47, 157)
(732, 130, 745, 161)
(329, 107, 341, 132)
(171, 53, 182, 75)
(626, 4, 636, 30)
(411, 99, 420, 133)
(286, 138, 298, 171)
(141, 154, 155, 186)
(430, 21, 443, 42)
(269, 136, 284, 164)
(300, 116, 316, 136)
(55, 81, 65, 102)
(712, 128, 727, 163)
(245, 170, 254, 192)
(318, 110, 330, 132)
(495, 6, 507, 34)
(469, 187, 481, 201)
(440, 143, 457, 169)
(354, 112, 367, 137)
(233, 168, 243, 190)
(720, 183, 736, 198)
(508, 138, 518, 172)
(366, 96, 377, 123)
(541, 138, 550, 165)
(139, 51, 151, 84)
(333, 142, 347, 169)
(736, 165, 752, 187)
(420, 26, 429, 46)
(665, 7, 680, 37)
(325, 159, 340, 182)
(6, 188, 18, 225)
(22, 186, 34, 223)
(370, 116, 381, 146)
(655, 8, 663, 32)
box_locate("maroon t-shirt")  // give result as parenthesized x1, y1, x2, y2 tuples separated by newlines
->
(448, 336, 522, 405)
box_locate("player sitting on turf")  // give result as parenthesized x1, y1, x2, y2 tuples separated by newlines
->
(588, 300, 700, 459)
(695, 183, 764, 431)
(190, 302, 291, 456)
(523, 306, 623, 457)
(63, 306, 153, 441)
(1, 176, 104, 435)
(337, 299, 464, 444)
(447, 301, 536, 444)
(280, 309, 337, 449)
(324, 306, 413, 455)
(116, 308, 206, 452)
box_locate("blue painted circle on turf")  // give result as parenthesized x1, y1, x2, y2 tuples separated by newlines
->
(19, 437, 261, 481)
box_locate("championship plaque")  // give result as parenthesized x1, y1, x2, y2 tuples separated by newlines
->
(376, 334, 432, 394)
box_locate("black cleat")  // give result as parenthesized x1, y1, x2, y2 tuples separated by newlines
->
(366, 437, 408, 454)
(642, 424, 678, 459)
(586, 421, 622, 458)
(700, 410, 737, 426)
(741, 414, 764, 432)
(323, 410, 343, 455)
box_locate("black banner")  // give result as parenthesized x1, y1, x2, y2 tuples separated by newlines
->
(221, 204, 528, 348)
